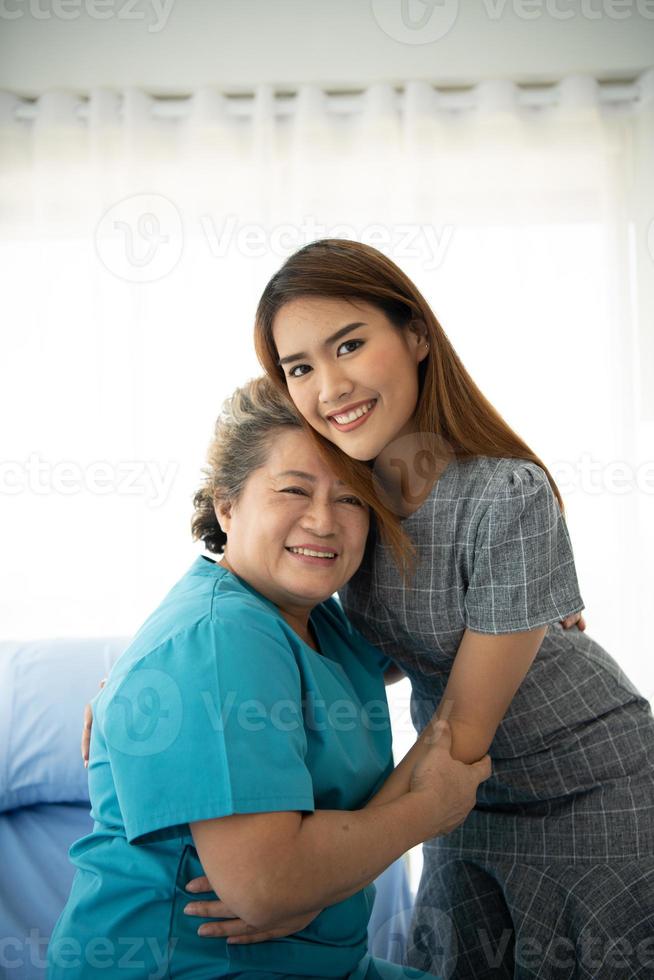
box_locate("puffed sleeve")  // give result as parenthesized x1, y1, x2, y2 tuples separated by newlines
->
(464, 462, 585, 634)
(100, 607, 315, 844)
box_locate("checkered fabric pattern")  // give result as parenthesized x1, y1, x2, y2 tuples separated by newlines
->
(339, 455, 654, 977)
(406, 848, 654, 978)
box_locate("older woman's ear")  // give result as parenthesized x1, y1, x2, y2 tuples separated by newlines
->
(213, 496, 232, 534)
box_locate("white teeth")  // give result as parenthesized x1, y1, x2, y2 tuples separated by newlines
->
(331, 400, 375, 425)
(288, 547, 336, 559)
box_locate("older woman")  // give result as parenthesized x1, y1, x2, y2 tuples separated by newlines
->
(48, 375, 490, 980)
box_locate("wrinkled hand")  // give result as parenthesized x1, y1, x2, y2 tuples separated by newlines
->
(81, 678, 107, 768)
(184, 876, 322, 944)
(560, 612, 586, 632)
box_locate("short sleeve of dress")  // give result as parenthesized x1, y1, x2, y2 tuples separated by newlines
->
(101, 607, 315, 844)
(464, 462, 585, 634)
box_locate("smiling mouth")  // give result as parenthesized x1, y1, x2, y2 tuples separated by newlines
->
(285, 547, 338, 566)
(327, 399, 377, 431)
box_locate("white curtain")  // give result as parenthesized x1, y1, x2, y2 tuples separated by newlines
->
(1, 75, 653, 708)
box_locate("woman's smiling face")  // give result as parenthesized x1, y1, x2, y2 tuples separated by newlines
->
(215, 427, 370, 616)
(272, 296, 429, 462)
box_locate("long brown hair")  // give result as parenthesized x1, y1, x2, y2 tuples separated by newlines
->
(254, 238, 564, 580)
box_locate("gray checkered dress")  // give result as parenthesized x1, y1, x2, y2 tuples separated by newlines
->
(339, 455, 654, 979)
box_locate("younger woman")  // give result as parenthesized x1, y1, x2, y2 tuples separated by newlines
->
(253, 239, 654, 979)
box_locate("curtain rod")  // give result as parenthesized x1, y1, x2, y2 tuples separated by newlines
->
(11, 77, 646, 121)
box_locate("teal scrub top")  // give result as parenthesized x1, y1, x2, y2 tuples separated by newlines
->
(47, 555, 396, 979)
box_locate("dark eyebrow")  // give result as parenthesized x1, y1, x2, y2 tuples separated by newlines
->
(275, 470, 347, 487)
(277, 322, 367, 367)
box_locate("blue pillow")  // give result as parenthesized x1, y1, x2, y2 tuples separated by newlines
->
(0, 637, 129, 812)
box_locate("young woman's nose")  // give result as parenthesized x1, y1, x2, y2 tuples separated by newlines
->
(318, 363, 354, 408)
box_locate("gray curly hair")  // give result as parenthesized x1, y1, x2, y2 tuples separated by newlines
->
(191, 374, 304, 554)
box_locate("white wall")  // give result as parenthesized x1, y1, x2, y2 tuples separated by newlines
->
(1, 0, 653, 96)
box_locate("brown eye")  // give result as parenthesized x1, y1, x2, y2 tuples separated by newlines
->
(336, 339, 364, 356)
(288, 364, 311, 379)
(339, 496, 364, 507)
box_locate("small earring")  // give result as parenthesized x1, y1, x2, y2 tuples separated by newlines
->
(424, 341, 430, 350)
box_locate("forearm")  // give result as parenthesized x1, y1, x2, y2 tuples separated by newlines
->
(445, 718, 494, 765)
(254, 795, 425, 927)
(364, 732, 431, 809)
(366, 701, 454, 808)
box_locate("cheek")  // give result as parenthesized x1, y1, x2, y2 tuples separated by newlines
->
(364, 344, 410, 388)
(286, 385, 313, 421)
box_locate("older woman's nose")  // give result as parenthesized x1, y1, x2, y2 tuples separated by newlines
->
(301, 498, 338, 535)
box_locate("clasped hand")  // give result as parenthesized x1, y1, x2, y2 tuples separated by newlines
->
(182, 877, 321, 944)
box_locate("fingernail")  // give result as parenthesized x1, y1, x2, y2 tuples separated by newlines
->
(83, 761, 88, 769)
(227, 938, 239, 944)
(183, 905, 195, 915)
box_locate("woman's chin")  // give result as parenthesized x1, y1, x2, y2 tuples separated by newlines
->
(283, 576, 344, 606)
(329, 432, 382, 462)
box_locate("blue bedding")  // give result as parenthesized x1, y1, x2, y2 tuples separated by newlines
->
(0, 803, 92, 980)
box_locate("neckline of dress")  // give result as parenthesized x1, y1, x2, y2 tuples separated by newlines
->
(397, 455, 458, 525)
